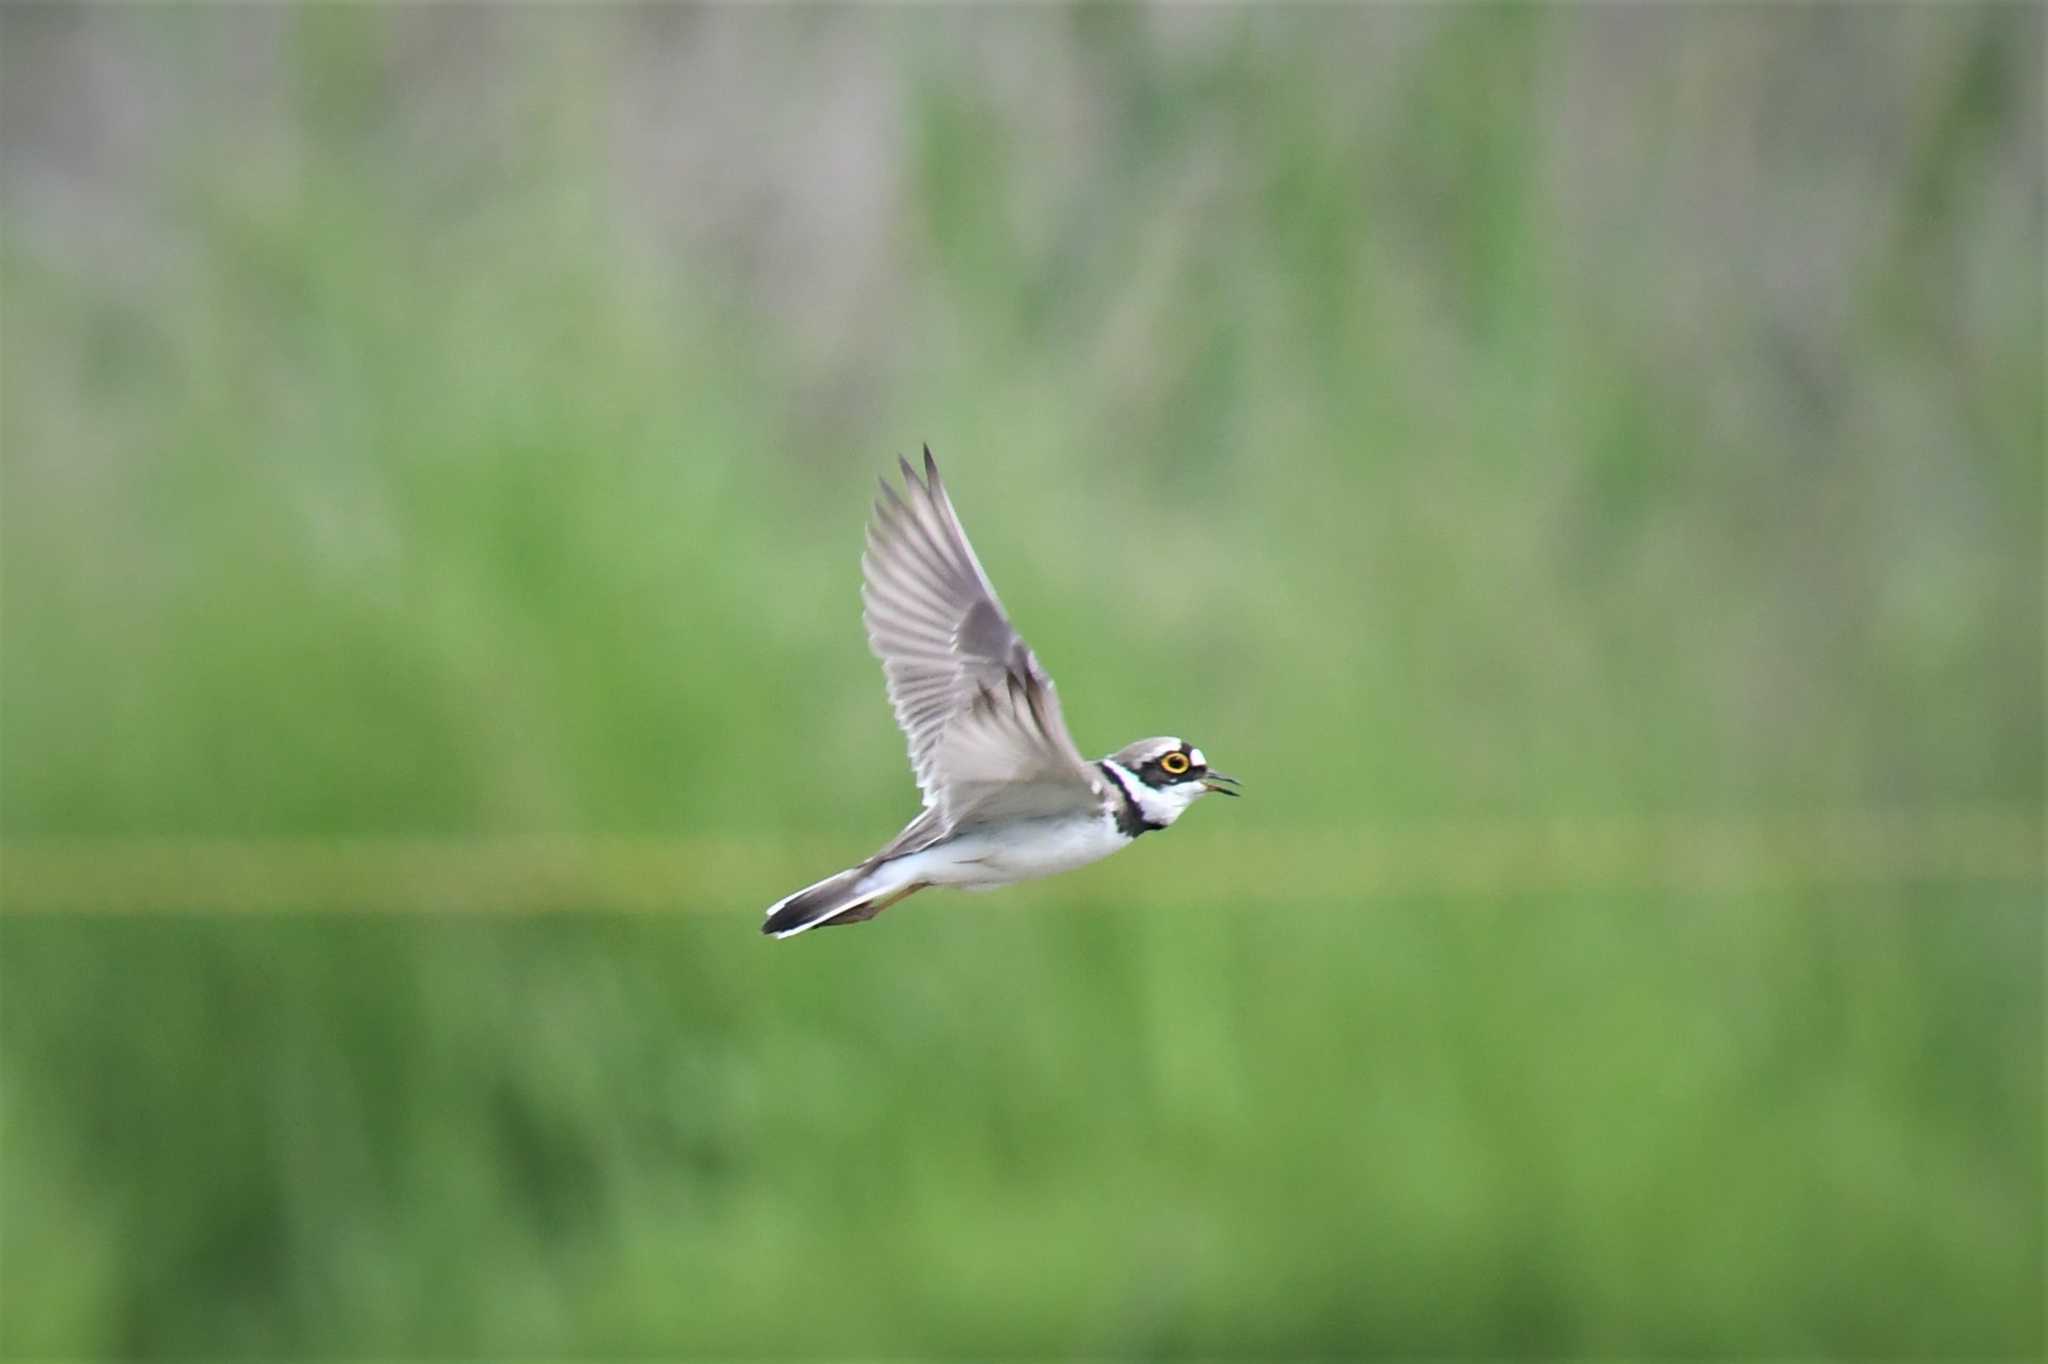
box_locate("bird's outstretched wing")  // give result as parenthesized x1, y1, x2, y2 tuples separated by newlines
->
(861, 448, 1102, 828)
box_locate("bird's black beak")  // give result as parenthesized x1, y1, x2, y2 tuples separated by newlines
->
(1201, 771, 1242, 796)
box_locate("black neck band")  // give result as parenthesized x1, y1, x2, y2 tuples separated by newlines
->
(1099, 762, 1164, 838)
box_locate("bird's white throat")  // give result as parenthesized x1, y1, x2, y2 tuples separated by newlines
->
(1101, 760, 1208, 828)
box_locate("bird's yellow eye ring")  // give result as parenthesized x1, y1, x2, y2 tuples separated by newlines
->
(1160, 752, 1191, 776)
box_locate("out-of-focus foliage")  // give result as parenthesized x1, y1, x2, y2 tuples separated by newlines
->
(1, 5, 2039, 1356)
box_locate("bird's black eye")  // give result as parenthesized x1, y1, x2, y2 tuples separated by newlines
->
(1160, 752, 1191, 777)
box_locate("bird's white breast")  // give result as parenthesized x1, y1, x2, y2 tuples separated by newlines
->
(890, 813, 1131, 890)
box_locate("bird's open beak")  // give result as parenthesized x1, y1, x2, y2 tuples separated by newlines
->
(1201, 771, 1242, 796)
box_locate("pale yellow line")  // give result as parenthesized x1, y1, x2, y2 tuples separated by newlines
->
(1, 809, 2039, 914)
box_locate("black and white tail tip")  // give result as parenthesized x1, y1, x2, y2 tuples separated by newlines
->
(761, 867, 926, 939)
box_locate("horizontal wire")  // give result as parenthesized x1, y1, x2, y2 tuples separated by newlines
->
(1, 808, 2039, 915)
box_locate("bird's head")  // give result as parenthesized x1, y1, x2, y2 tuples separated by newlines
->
(1105, 736, 1239, 827)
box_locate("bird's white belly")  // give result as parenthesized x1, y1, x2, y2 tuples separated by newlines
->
(891, 815, 1131, 890)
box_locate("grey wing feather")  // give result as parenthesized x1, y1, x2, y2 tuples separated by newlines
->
(861, 448, 1101, 827)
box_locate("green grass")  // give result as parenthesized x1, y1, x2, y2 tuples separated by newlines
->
(5, 886, 2039, 1356)
(2, 4, 2041, 1356)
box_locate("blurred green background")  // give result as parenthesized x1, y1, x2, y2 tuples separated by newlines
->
(2, 4, 2041, 1357)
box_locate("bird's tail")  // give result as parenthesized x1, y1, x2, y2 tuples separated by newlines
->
(761, 865, 926, 939)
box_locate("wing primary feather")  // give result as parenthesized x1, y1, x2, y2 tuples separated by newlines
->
(894, 465, 974, 571)
(875, 477, 966, 572)
(866, 548, 967, 625)
(889, 498, 972, 588)
(918, 462, 999, 600)
(869, 505, 964, 594)
(861, 586, 950, 635)
(878, 493, 966, 586)
(861, 545, 962, 612)
(862, 592, 957, 641)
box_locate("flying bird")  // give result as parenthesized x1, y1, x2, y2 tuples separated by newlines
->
(762, 447, 1237, 938)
